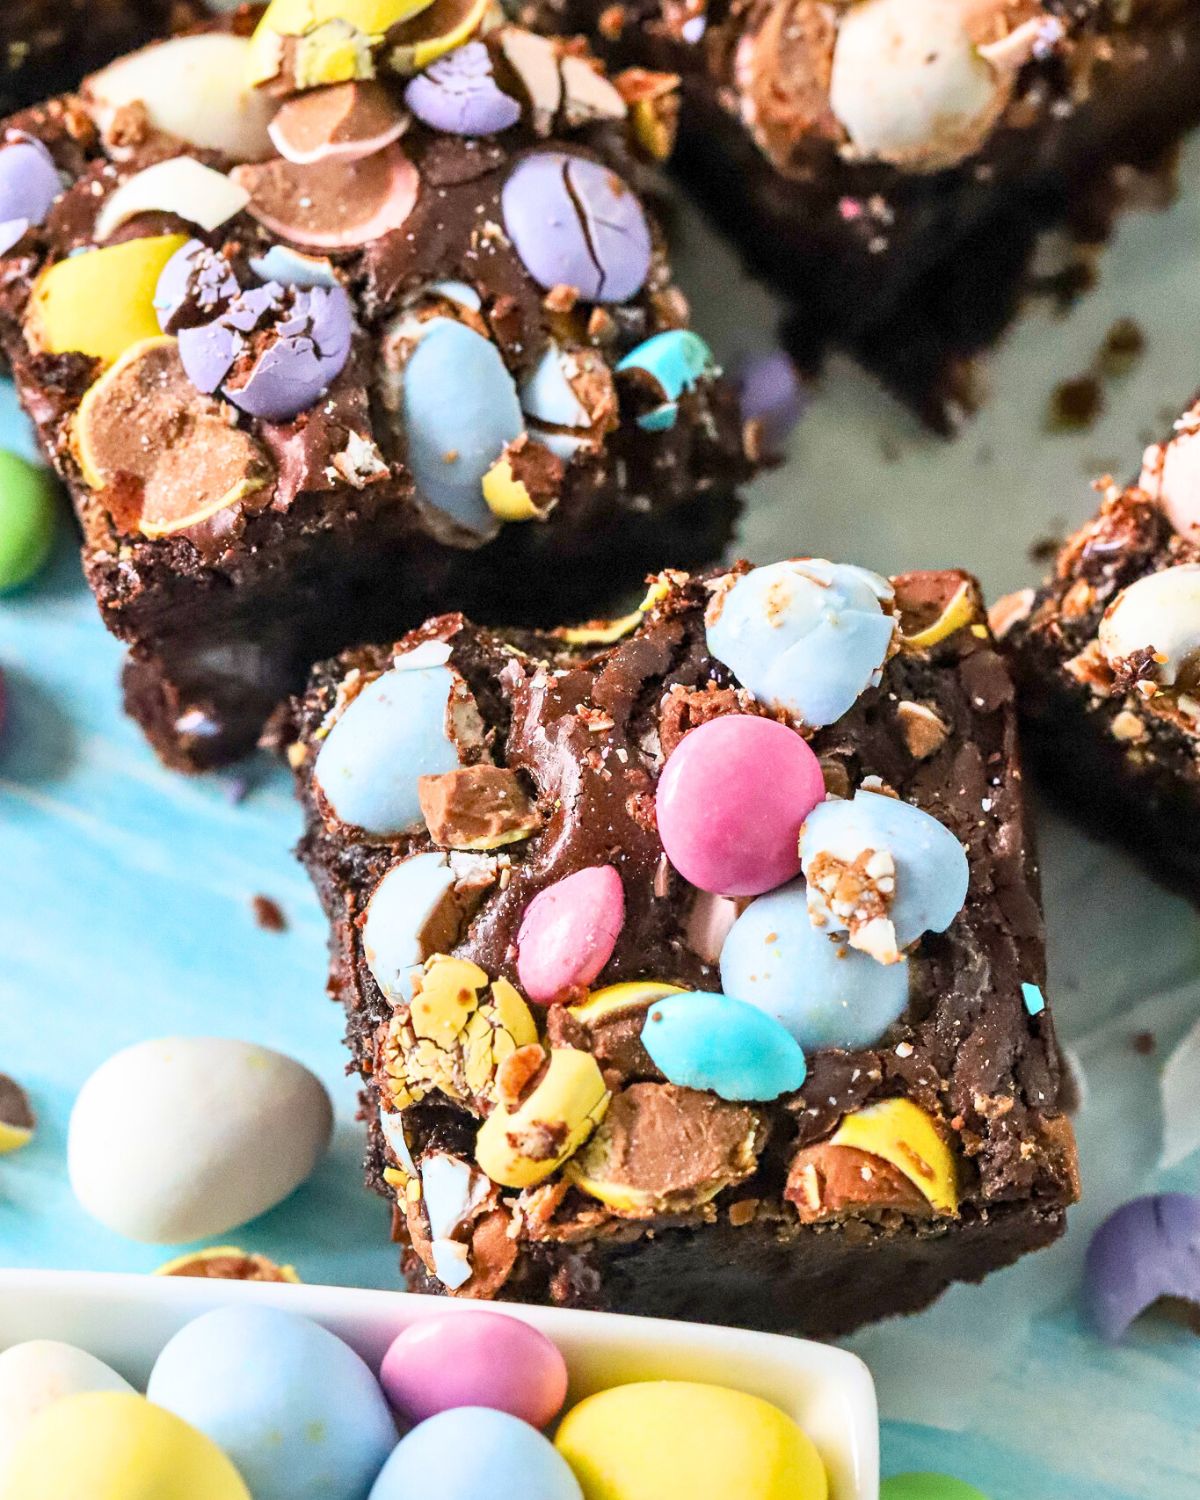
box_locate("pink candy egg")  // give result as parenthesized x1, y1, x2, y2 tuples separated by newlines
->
(656, 715, 824, 897)
(379, 1311, 568, 1429)
(516, 865, 625, 1004)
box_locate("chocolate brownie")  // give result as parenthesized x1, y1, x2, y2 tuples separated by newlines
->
(999, 400, 1200, 900)
(519, 0, 1200, 427)
(0, 11, 748, 771)
(285, 558, 1078, 1337)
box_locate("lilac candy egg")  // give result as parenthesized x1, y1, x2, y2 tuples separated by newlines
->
(155, 239, 240, 334)
(502, 152, 651, 303)
(516, 865, 625, 1004)
(406, 43, 522, 137)
(736, 349, 807, 455)
(227, 283, 353, 422)
(368, 1407, 582, 1500)
(379, 1312, 568, 1427)
(1084, 1193, 1200, 1341)
(720, 877, 910, 1050)
(0, 136, 61, 256)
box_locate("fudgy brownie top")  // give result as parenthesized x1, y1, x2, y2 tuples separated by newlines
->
(996, 396, 1200, 757)
(0, 6, 746, 600)
(289, 559, 1077, 1300)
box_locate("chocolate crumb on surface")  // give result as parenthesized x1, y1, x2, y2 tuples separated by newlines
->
(251, 894, 287, 933)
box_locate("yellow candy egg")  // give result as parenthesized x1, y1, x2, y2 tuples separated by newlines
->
(26, 236, 188, 366)
(0, 1391, 250, 1500)
(555, 1381, 828, 1500)
(829, 1097, 959, 1216)
(249, 0, 439, 85)
(475, 1047, 609, 1188)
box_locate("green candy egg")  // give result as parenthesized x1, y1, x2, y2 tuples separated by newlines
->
(0, 451, 56, 593)
(882, 1474, 989, 1500)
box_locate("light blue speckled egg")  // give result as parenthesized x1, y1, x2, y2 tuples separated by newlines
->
(640, 991, 807, 1102)
(402, 317, 524, 534)
(616, 329, 715, 431)
(147, 1307, 398, 1500)
(720, 879, 910, 1050)
(800, 790, 969, 951)
(363, 852, 457, 1002)
(368, 1407, 582, 1500)
(314, 651, 465, 835)
(706, 559, 896, 726)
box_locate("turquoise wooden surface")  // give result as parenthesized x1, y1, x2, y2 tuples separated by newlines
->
(5, 149, 1200, 1497)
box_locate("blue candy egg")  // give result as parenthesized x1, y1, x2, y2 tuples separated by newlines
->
(363, 851, 457, 1002)
(706, 559, 896, 727)
(800, 790, 969, 952)
(720, 878, 910, 1050)
(616, 329, 715, 431)
(314, 649, 468, 835)
(402, 317, 524, 535)
(520, 343, 595, 460)
(147, 1307, 398, 1500)
(368, 1407, 582, 1500)
(640, 991, 807, 1102)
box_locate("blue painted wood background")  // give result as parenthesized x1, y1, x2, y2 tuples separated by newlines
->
(5, 148, 1200, 1498)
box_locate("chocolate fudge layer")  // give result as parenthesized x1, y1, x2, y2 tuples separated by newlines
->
(520, 0, 1200, 427)
(1000, 401, 1200, 899)
(286, 558, 1078, 1336)
(0, 11, 748, 771)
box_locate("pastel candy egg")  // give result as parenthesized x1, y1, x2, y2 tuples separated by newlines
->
(406, 42, 522, 135)
(0, 1342, 132, 1474)
(67, 1037, 333, 1242)
(400, 317, 524, 535)
(1144, 423, 1200, 539)
(0, 451, 57, 593)
(314, 652, 473, 835)
(379, 1311, 568, 1427)
(616, 329, 715, 431)
(516, 865, 625, 1004)
(554, 1381, 827, 1500)
(640, 991, 807, 1102)
(369, 1407, 582, 1500)
(706, 560, 896, 727)
(475, 1047, 610, 1187)
(1098, 563, 1200, 688)
(881, 1476, 988, 1500)
(0, 1391, 250, 1500)
(656, 715, 824, 897)
(502, 152, 651, 303)
(27, 234, 190, 365)
(799, 790, 969, 960)
(363, 851, 457, 1001)
(0, 137, 62, 256)
(148, 1307, 397, 1500)
(720, 879, 910, 1049)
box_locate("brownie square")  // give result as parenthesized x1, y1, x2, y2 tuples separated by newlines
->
(285, 558, 1078, 1337)
(999, 397, 1200, 900)
(0, 16, 748, 770)
(520, 0, 1200, 426)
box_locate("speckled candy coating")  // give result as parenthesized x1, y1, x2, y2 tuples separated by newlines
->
(656, 715, 824, 897)
(516, 865, 625, 1003)
(406, 43, 521, 136)
(368, 1407, 583, 1500)
(379, 1311, 568, 1427)
(0, 136, 60, 256)
(501, 152, 651, 303)
(1084, 1192, 1200, 1341)
(642, 991, 808, 1101)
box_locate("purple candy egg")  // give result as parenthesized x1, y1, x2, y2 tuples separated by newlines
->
(406, 42, 521, 137)
(223, 282, 353, 423)
(502, 151, 651, 303)
(0, 136, 62, 256)
(1084, 1193, 1200, 1341)
(155, 239, 240, 335)
(736, 349, 808, 456)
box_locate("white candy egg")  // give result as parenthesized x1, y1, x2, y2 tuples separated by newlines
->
(0, 1342, 132, 1477)
(1098, 564, 1200, 689)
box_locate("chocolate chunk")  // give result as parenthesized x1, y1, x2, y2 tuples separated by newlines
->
(418, 765, 542, 850)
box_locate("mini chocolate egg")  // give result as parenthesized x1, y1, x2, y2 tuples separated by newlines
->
(67, 1037, 333, 1243)
(1098, 563, 1200, 688)
(369, 1407, 583, 1500)
(616, 329, 715, 431)
(475, 1047, 610, 1187)
(520, 344, 598, 459)
(268, 81, 409, 165)
(155, 240, 241, 334)
(363, 851, 458, 1002)
(314, 649, 481, 835)
(640, 991, 807, 1102)
(554, 1380, 827, 1500)
(406, 42, 521, 135)
(148, 1306, 397, 1500)
(501, 152, 651, 303)
(881, 1475, 989, 1500)
(249, 245, 340, 289)
(0, 1342, 132, 1474)
(0, 136, 61, 256)
(379, 1311, 568, 1427)
(706, 560, 896, 728)
(736, 349, 807, 457)
(799, 790, 969, 962)
(830, 1098, 958, 1215)
(219, 283, 354, 423)
(248, 0, 438, 87)
(655, 715, 824, 897)
(1084, 1193, 1200, 1342)
(516, 865, 625, 1004)
(398, 316, 525, 535)
(232, 144, 420, 250)
(720, 878, 910, 1049)
(0, 1391, 250, 1500)
(0, 451, 57, 593)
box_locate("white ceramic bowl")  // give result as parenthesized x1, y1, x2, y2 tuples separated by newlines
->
(0, 1269, 878, 1499)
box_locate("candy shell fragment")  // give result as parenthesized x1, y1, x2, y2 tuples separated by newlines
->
(829, 1098, 958, 1216)
(616, 329, 715, 431)
(0, 136, 62, 256)
(406, 40, 520, 134)
(1084, 1193, 1200, 1341)
(268, 81, 409, 164)
(475, 1047, 609, 1187)
(641, 991, 807, 1102)
(94, 159, 249, 242)
(0, 452, 57, 594)
(388, 0, 494, 75)
(233, 143, 419, 249)
(28, 234, 189, 364)
(0, 1073, 35, 1153)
